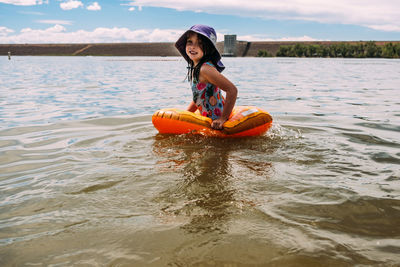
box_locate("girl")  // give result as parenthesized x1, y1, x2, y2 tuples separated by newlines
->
(175, 25, 238, 130)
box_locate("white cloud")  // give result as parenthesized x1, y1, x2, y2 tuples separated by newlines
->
(126, 0, 400, 32)
(0, 0, 46, 5)
(87, 2, 101, 11)
(37, 20, 73, 25)
(237, 34, 324, 42)
(19, 11, 45, 15)
(275, 35, 325, 42)
(368, 24, 400, 32)
(122, 3, 142, 11)
(0, 25, 185, 43)
(60, 0, 83, 10)
(0, 26, 14, 36)
(0, 25, 326, 43)
(14, 24, 67, 43)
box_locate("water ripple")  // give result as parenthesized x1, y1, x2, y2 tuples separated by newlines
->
(1, 57, 400, 265)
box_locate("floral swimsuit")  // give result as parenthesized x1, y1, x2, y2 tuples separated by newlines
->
(191, 62, 225, 120)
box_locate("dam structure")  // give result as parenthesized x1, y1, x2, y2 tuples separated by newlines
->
(1, 37, 399, 57)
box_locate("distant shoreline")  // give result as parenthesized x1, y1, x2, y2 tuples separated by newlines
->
(1, 41, 400, 57)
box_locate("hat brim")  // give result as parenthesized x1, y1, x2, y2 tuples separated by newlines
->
(175, 29, 225, 73)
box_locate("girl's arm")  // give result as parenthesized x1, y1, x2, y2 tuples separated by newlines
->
(187, 101, 198, 112)
(201, 64, 238, 130)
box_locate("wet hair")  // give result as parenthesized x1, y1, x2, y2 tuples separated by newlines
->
(186, 32, 219, 83)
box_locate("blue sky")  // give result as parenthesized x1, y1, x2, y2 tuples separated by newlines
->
(1, 0, 400, 43)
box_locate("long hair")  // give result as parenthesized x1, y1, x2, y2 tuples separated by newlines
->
(186, 32, 219, 83)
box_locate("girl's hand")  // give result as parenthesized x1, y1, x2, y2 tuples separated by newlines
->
(187, 101, 197, 112)
(211, 117, 227, 130)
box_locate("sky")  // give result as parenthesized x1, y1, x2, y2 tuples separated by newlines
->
(1, 0, 400, 43)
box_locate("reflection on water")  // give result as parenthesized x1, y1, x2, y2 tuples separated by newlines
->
(157, 137, 233, 234)
(1, 57, 400, 265)
(153, 135, 273, 235)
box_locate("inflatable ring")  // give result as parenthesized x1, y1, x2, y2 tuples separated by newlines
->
(152, 106, 272, 137)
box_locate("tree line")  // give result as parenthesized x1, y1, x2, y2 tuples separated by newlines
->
(257, 41, 400, 58)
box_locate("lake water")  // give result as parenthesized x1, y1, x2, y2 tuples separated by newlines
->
(1, 56, 399, 266)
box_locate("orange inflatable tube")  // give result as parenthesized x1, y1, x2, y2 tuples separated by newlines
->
(152, 106, 273, 137)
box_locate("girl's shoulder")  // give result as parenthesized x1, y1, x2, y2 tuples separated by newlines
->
(200, 61, 218, 74)
(199, 61, 222, 84)
(200, 61, 219, 76)
(202, 61, 215, 68)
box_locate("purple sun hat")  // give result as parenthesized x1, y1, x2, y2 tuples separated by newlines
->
(175, 24, 225, 73)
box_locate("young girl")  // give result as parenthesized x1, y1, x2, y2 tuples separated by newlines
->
(175, 25, 238, 130)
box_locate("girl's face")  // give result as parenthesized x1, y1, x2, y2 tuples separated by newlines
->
(185, 32, 204, 65)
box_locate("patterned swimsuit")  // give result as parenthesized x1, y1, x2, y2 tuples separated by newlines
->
(191, 62, 225, 120)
